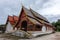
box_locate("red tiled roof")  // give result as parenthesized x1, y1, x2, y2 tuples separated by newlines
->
(7, 15, 18, 25)
(8, 15, 14, 25)
(13, 15, 18, 22)
(8, 16, 14, 22)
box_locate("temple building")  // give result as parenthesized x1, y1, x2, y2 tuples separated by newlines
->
(13, 6, 55, 32)
(5, 15, 18, 33)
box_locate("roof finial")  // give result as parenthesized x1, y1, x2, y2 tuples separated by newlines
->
(20, 2, 24, 7)
(30, 5, 32, 10)
(29, 5, 31, 9)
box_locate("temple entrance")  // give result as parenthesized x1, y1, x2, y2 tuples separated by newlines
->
(21, 20, 27, 31)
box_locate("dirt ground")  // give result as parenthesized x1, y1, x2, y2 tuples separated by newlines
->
(0, 32, 60, 40)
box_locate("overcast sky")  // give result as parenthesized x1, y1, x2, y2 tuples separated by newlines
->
(0, 0, 60, 24)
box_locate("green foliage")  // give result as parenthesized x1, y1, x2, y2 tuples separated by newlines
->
(52, 20, 60, 31)
(52, 22, 56, 27)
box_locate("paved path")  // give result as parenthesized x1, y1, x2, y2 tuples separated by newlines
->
(0, 32, 60, 40)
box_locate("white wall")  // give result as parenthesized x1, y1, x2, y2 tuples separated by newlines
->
(5, 22, 13, 33)
(47, 27, 53, 32)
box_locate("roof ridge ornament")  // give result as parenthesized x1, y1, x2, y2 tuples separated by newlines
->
(21, 2, 24, 8)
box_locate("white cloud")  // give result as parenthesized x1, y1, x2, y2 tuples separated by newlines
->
(35, 0, 43, 5)
(36, 0, 60, 22)
(37, 0, 60, 15)
(0, 0, 21, 24)
(0, 0, 60, 24)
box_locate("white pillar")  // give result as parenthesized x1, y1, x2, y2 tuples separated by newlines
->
(5, 22, 13, 33)
(42, 26, 46, 32)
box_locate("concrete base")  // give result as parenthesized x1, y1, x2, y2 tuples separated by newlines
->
(11, 31, 53, 38)
(31, 31, 53, 37)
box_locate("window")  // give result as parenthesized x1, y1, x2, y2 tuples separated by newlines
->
(35, 24, 42, 28)
(28, 25, 33, 28)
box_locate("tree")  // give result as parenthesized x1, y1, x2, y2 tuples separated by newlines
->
(52, 22, 56, 27)
(52, 19, 60, 31)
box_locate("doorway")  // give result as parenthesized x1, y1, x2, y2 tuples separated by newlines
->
(21, 20, 27, 31)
